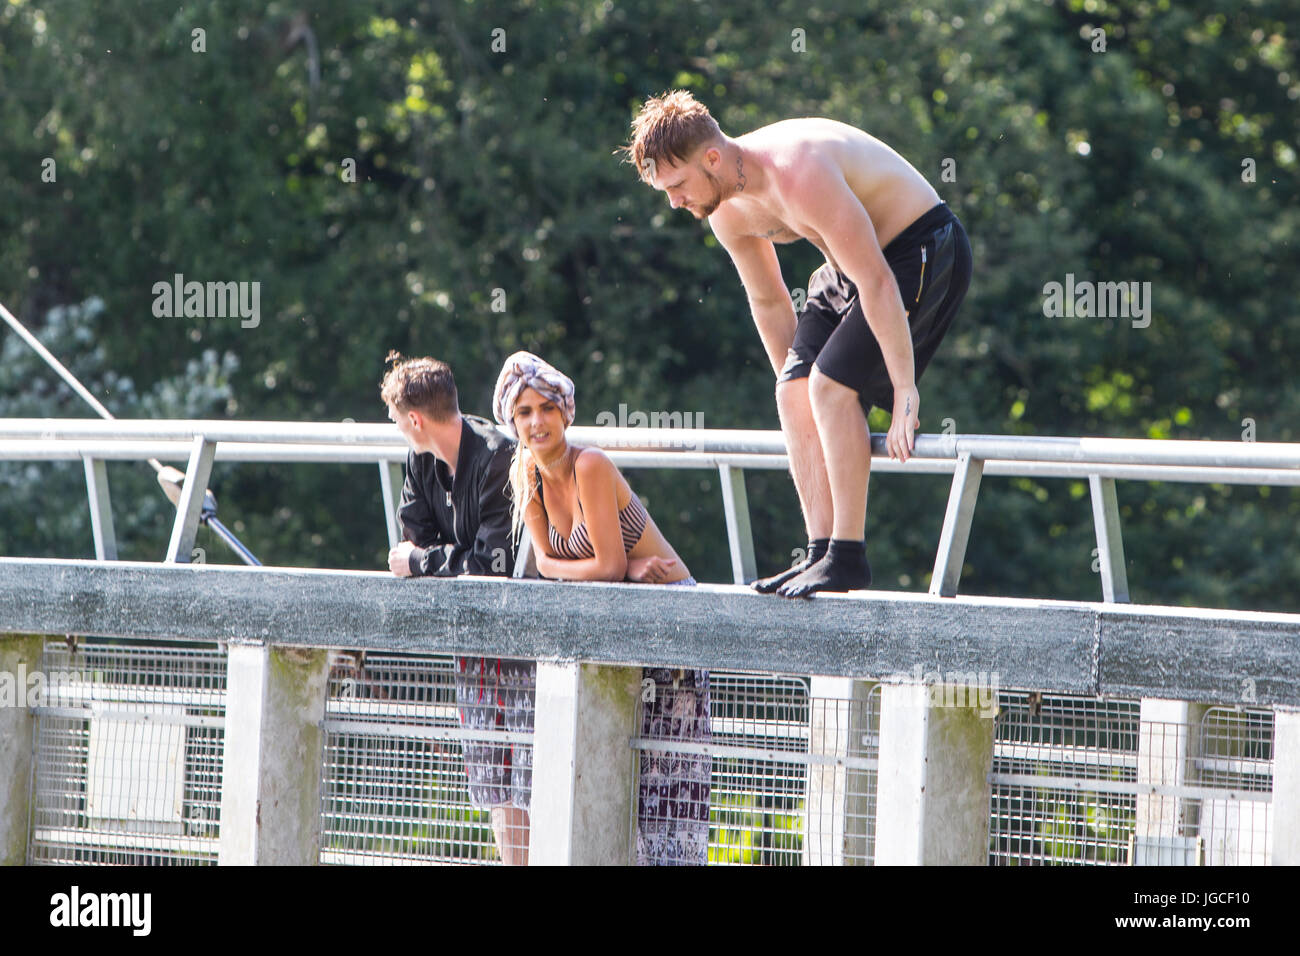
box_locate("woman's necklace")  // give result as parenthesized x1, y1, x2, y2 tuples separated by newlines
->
(535, 443, 574, 482)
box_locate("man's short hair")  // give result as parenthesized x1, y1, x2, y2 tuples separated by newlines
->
(618, 89, 722, 184)
(380, 351, 459, 420)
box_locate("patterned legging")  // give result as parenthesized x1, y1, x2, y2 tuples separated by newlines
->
(637, 668, 711, 866)
(637, 576, 711, 865)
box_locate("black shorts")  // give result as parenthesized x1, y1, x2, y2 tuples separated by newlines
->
(777, 202, 972, 412)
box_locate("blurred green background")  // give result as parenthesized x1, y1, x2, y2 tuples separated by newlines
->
(1, 0, 1296, 609)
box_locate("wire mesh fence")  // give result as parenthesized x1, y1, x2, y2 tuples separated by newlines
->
(1136, 706, 1273, 865)
(25, 638, 1278, 867)
(318, 652, 534, 865)
(632, 673, 880, 866)
(27, 639, 226, 865)
(989, 693, 1275, 866)
(320, 662, 883, 866)
(989, 693, 1140, 865)
(803, 683, 879, 866)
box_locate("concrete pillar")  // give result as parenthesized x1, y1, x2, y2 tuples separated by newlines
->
(1134, 699, 1208, 863)
(874, 682, 995, 865)
(218, 642, 331, 866)
(803, 677, 876, 865)
(1272, 709, 1300, 866)
(0, 634, 45, 865)
(529, 661, 640, 866)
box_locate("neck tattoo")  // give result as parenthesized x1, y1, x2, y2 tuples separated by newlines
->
(736, 154, 746, 192)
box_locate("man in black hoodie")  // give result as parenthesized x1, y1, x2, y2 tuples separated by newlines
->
(381, 351, 533, 865)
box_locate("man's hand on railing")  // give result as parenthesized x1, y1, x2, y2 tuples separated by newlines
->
(888, 383, 920, 462)
(627, 555, 678, 584)
(389, 541, 416, 577)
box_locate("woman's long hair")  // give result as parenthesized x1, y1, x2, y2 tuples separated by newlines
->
(506, 441, 538, 547)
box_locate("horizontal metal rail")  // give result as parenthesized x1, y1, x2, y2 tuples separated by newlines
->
(2, 418, 1298, 602)
(30, 829, 219, 852)
(319, 849, 451, 867)
(20, 682, 223, 707)
(988, 772, 1272, 804)
(32, 706, 225, 729)
(7, 438, 1300, 485)
(630, 736, 879, 771)
(320, 720, 534, 745)
(325, 697, 812, 743)
(995, 743, 1139, 769)
(4, 419, 1298, 467)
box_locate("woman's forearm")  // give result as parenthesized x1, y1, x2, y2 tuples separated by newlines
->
(536, 549, 627, 582)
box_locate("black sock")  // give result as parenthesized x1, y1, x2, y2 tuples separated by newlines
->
(776, 538, 872, 598)
(751, 538, 830, 593)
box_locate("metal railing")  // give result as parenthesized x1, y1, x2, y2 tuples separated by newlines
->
(14, 635, 1281, 867)
(319, 651, 507, 865)
(26, 640, 227, 866)
(988, 694, 1275, 866)
(3, 418, 1299, 599)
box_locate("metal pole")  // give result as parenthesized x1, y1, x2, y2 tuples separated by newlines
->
(3, 297, 259, 564)
(1089, 475, 1130, 603)
(930, 452, 984, 597)
(166, 437, 217, 563)
(83, 457, 118, 560)
(718, 464, 758, 584)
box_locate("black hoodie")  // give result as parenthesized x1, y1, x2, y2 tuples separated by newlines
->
(397, 414, 516, 577)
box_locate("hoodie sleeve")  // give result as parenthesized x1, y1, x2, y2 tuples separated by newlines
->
(397, 451, 452, 577)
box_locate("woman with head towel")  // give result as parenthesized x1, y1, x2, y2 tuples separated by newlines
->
(492, 351, 711, 866)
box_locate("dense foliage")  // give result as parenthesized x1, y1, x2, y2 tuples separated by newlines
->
(2, 0, 1296, 609)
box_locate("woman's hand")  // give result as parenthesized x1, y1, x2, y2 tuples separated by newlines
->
(627, 555, 678, 583)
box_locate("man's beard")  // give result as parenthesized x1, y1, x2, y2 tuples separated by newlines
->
(695, 169, 726, 217)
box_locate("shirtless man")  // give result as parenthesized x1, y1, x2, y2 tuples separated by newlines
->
(620, 90, 972, 597)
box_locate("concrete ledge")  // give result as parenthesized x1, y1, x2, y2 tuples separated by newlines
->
(1100, 608, 1300, 705)
(2, 558, 1299, 706)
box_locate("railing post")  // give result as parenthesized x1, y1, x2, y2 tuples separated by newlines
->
(165, 436, 216, 563)
(803, 677, 877, 865)
(930, 452, 983, 597)
(83, 458, 118, 560)
(0, 634, 44, 864)
(1273, 708, 1300, 865)
(512, 534, 537, 578)
(718, 464, 757, 584)
(1089, 475, 1130, 602)
(528, 661, 640, 865)
(217, 641, 331, 865)
(378, 460, 405, 550)
(874, 681, 995, 865)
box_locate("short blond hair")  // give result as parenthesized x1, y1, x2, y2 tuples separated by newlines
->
(617, 90, 722, 184)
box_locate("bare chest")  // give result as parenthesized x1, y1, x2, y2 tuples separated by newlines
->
(728, 203, 837, 270)
(746, 214, 804, 244)
(734, 203, 828, 249)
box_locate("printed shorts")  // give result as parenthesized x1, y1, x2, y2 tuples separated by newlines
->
(637, 576, 712, 866)
(455, 656, 536, 811)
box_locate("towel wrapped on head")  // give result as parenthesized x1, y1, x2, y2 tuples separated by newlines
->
(492, 351, 576, 439)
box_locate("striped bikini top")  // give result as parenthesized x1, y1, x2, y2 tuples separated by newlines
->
(535, 466, 649, 560)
